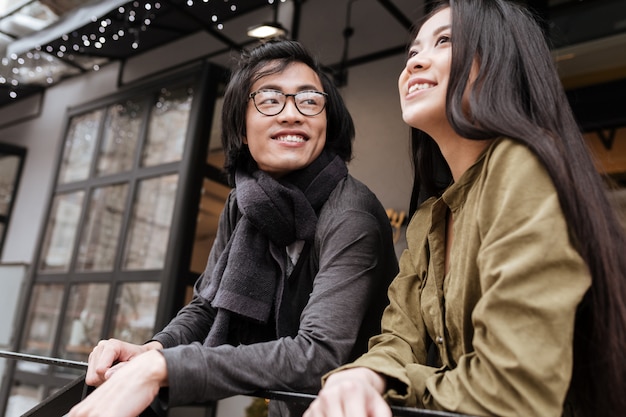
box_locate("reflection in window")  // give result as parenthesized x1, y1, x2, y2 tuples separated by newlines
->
(76, 183, 129, 271)
(0, 155, 21, 215)
(7, 382, 44, 417)
(96, 100, 145, 176)
(39, 191, 84, 272)
(59, 283, 110, 365)
(0, 147, 26, 255)
(141, 86, 193, 167)
(18, 284, 64, 373)
(610, 188, 626, 230)
(123, 174, 178, 270)
(191, 178, 230, 273)
(206, 95, 224, 162)
(110, 282, 160, 344)
(58, 109, 104, 184)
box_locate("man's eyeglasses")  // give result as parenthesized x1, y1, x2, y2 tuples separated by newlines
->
(249, 89, 328, 116)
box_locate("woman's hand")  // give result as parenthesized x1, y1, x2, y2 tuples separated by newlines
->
(304, 367, 391, 417)
(69, 349, 168, 417)
(86, 338, 163, 386)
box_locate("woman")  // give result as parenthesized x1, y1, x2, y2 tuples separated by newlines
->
(69, 39, 398, 417)
(304, 1, 626, 417)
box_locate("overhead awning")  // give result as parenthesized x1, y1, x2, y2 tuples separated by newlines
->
(0, 0, 271, 107)
(6, 0, 129, 58)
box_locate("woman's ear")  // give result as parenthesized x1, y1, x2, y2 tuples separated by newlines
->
(242, 135, 248, 144)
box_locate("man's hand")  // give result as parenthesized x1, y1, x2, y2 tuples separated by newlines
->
(304, 367, 391, 417)
(69, 349, 167, 417)
(86, 338, 163, 387)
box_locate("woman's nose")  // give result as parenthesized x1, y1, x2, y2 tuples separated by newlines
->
(407, 52, 430, 72)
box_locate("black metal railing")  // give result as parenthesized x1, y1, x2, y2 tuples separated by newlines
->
(0, 350, 475, 417)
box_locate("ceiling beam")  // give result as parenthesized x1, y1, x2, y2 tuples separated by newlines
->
(376, 0, 414, 31)
(165, 0, 241, 50)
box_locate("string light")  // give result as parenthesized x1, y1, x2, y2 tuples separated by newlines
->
(2, 0, 258, 103)
(49, 0, 235, 55)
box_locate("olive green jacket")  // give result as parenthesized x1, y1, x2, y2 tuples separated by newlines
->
(336, 138, 591, 417)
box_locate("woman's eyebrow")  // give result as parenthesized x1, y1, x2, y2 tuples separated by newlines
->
(412, 24, 452, 47)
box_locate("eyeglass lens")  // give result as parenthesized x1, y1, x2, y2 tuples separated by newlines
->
(251, 90, 326, 116)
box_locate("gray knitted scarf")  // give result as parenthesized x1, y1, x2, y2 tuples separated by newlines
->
(200, 151, 348, 346)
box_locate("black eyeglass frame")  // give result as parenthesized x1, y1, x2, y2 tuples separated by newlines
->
(248, 89, 329, 116)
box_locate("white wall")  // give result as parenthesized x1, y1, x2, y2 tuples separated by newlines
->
(0, 38, 413, 266)
(343, 54, 413, 212)
(0, 263, 28, 384)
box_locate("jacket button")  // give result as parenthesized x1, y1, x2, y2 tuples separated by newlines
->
(436, 336, 443, 344)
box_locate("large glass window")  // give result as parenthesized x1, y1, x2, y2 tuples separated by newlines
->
(3, 66, 221, 417)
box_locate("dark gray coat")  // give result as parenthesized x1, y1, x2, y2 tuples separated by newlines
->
(152, 174, 398, 416)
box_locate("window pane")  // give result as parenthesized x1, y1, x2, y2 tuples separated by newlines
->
(141, 86, 193, 167)
(206, 95, 224, 166)
(191, 178, 230, 273)
(39, 191, 84, 272)
(610, 188, 626, 230)
(18, 284, 64, 372)
(110, 282, 160, 344)
(76, 183, 129, 271)
(0, 155, 20, 215)
(58, 283, 110, 364)
(58, 109, 104, 184)
(6, 382, 44, 417)
(96, 100, 145, 176)
(122, 174, 178, 270)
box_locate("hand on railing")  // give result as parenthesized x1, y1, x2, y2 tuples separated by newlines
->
(0, 350, 476, 417)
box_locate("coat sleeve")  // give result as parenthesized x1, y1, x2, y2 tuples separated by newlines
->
(327, 210, 432, 403)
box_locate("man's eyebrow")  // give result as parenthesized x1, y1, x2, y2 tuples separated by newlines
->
(254, 83, 321, 91)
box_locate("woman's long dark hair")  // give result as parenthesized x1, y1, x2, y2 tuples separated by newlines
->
(411, 1, 626, 415)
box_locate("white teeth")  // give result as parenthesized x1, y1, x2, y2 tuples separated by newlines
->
(408, 83, 434, 94)
(275, 135, 305, 143)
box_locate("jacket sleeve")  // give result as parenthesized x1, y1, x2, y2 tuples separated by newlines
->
(156, 186, 396, 406)
(327, 212, 431, 401)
